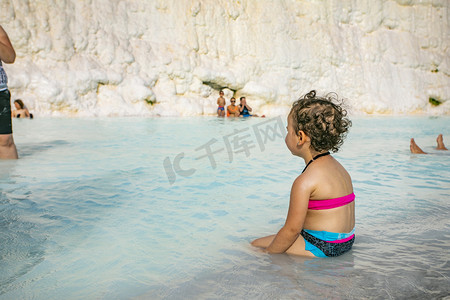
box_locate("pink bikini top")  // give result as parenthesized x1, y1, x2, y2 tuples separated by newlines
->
(308, 193, 355, 210)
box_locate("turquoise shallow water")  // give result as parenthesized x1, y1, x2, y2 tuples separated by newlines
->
(0, 116, 449, 299)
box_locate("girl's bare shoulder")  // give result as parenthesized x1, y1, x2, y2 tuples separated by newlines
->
(304, 157, 352, 198)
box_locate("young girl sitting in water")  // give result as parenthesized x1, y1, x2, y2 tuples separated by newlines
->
(251, 90, 354, 257)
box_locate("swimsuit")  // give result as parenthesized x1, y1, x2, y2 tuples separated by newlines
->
(0, 89, 12, 134)
(217, 106, 225, 111)
(227, 105, 239, 116)
(302, 151, 330, 173)
(302, 193, 356, 257)
(301, 227, 355, 257)
(16, 113, 33, 119)
(308, 193, 355, 210)
(0, 61, 12, 134)
(300, 152, 356, 257)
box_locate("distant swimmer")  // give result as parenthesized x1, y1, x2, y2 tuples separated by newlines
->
(226, 97, 240, 117)
(13, 99, 33, 119)
(217, 90, 226, 117)
(410, 134, 448, 154)
(0, 25, 18, 159)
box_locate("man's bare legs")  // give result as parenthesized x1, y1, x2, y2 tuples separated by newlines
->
(0, 134, 18, 159)
(410, 134, 447, 154)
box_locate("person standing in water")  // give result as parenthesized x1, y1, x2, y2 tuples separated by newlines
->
(217, 90, 226, 117)
(0, 25, 18, 159)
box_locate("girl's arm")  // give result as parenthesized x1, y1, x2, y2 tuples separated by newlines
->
(246, 105, 252, 112)
(265, 176, 311, 253)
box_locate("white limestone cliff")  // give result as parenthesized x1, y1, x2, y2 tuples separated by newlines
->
(1, 0, 449, 116)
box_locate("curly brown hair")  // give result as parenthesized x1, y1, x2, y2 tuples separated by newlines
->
(290, 90, 351, 153)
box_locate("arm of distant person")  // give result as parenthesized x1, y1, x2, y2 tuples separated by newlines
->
(0, 25, 15, 63)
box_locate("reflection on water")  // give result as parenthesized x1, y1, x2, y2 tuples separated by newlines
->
(145, 252, 357, 299)
(0, 184, 46, 295)
(17, 140, 70, 158)
(0, 116, 449, 299)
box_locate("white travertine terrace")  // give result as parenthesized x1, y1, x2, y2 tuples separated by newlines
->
(1, 0, 449, 116)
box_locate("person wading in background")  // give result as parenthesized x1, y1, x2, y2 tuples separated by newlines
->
(0, 25, 18, 159)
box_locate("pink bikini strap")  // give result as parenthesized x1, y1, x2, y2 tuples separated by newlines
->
(308, 193, 355, 210)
